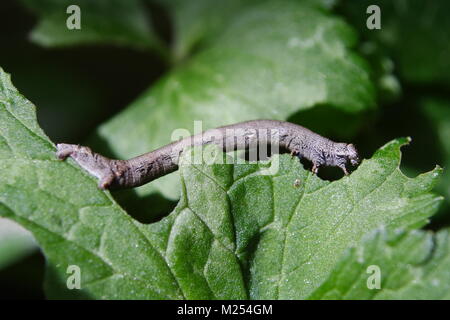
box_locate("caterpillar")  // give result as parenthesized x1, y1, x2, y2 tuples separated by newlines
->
(56, 120, 360, 190)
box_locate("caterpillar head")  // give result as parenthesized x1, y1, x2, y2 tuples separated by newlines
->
(328, 142, 361, 172)
(346, 143, 360, 166)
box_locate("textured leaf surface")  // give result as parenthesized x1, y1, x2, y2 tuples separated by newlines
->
(309, 228, 450, 299)
(20, 0, 159, 50)
(0, 68, 443, 299)
(92, 0, 375, 200)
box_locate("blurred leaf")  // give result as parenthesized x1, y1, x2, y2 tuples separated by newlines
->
(422, 98, 450, 205)
(358, 42, 401, 103)
(92, 0, 375, 200)
(156, 0, 338, 61)
(309, 228, 450, 299)
(0, 218, 36, 270)
(342, 0, 450, 86)
(0, 68, 443, 298)
(20, 0, 162, 51)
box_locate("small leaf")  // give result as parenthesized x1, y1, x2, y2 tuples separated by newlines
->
(309, 228, 450, 299)
(20, 0, 161, 51)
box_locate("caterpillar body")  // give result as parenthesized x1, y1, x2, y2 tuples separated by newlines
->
(56, 120, 360, 190)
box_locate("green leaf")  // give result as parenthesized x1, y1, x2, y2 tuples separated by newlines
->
(156, 0, 337, 61)
(0, 67, 185, 299)
(92, 0, 375, 200)
(20, 0, 161, 51)
(0, 67, 442, 299)
(342, 0, 450, 86)
(309, 228, 450, 299)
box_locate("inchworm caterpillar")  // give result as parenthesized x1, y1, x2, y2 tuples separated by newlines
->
(56, 120, 360, 190)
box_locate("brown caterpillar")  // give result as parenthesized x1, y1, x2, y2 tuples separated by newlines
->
(56, 120, 360, 190)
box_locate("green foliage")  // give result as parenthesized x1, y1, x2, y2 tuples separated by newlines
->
(1, 0, 450, 300)
(342, 0, 450, 86)
(0, 68, 444, 298)
(20, 0, 160, 50)
(423, 99, 450, 206)
(310, 228, 450, 299)
(155, 0, 337, 61)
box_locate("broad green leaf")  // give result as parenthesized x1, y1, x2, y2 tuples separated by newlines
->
(20, 0, 161, 51)
(92, 0, 375, 200)
(342, 0, 450, 86)
(422, 98, 450, 205)
(155, 0, 337, 61)
(0, 67, 443, 299)
(309, 228, 450, 299)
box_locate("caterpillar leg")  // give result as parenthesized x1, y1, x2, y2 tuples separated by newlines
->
(339, 164, 349, 176)
(56, 143, 79, 160)
(312, 163, 320, 175)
